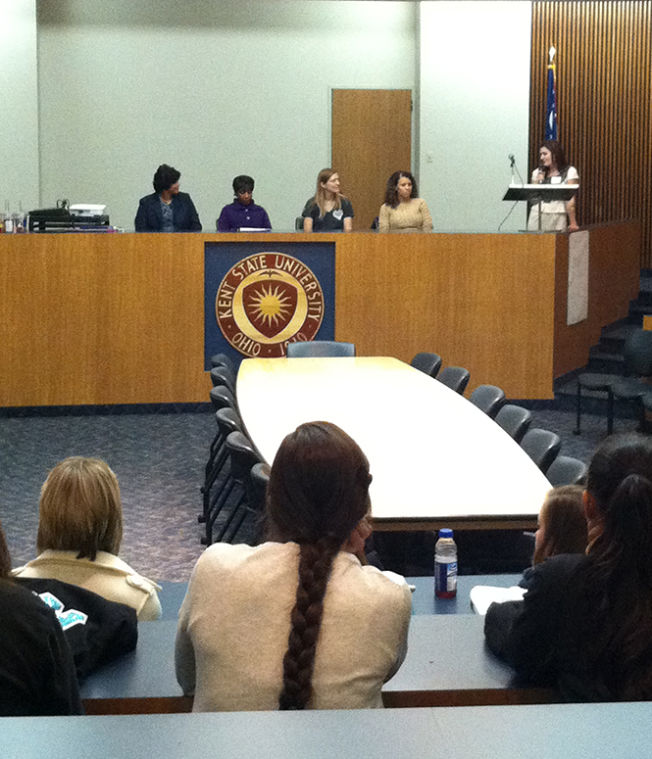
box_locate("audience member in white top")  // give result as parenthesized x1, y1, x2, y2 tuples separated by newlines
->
(175, 421, 412, 711)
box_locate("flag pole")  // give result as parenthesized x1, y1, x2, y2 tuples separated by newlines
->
(545, 44, 558, 140)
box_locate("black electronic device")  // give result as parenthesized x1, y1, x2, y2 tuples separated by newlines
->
(28, 202, 110, 232)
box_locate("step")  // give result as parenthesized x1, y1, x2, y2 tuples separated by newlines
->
(625, 306, 647, 325)
(597, 331, 627, 354)
(601, 323, 640, 341)
(586, 349, 624, 374)
(631, 295, 652, 311)
(600, 324, 649, 355)
(593, 324, 639, 356)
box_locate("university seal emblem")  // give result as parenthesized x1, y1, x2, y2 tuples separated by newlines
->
(215, 252, 325, 357)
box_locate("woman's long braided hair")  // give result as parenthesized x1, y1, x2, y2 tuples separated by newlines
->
(266, 421, 371, 710)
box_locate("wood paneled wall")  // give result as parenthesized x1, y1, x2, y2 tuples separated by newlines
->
(530, 1, 652, 268)
(0, 227, 639, 407)
(334, 232, 558, 399)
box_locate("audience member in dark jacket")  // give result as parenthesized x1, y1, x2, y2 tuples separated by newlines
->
(15, 576, 137, 680)
(485, 433, 652, 702)
(0, 520, 82, 716)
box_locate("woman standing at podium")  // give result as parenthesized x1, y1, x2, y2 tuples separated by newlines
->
(176, 422, 411, 711)
(527, 140, 579, 233)
(378, 171, 432, 233)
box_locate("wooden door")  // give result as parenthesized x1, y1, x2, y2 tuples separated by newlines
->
(332, 89, 412, 231)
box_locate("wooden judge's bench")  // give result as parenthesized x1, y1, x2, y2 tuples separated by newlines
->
(0, 222, 639, 408)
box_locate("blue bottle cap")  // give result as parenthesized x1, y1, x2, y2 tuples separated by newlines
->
(439, 528, 453, 538)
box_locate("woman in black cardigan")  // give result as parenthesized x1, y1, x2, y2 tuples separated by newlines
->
(485, 433, 652, 701)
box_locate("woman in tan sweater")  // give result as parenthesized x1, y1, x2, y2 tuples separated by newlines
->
(175, 421, 411, 711)
(378, 171, 432, 233)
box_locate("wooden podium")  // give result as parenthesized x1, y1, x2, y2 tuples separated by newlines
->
(503, 183, 578, 232)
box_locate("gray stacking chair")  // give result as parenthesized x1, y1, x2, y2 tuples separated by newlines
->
(206, 385, 237, 477)
(210, 366, 236, 392)
(286, 341, 356, 358)
(469, 384, 506, 418)
(410, 352, 442, 378)
(495, 404, 532, 443)
(201, 406, 243, 537)
(610, 330, 652, 431)
(210, 353, 236, 373)
(546, 455, 588, 486)
(436, 366, 470, 395)
(210, 431, 262, 544)
(520, 428, 562, 474)
(576, 329, 652, 435)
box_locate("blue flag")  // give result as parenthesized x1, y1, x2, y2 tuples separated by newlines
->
(545, 59, 557, 140)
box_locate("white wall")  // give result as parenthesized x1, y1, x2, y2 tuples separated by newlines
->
(0, 0, 39, 215)
(418, 1, 531, 231)
(37, 1, 416, 230)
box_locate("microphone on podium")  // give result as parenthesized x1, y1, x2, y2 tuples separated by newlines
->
(508, 153, 524, 185)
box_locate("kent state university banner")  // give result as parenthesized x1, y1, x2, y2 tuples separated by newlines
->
(204, 241, 336, 369)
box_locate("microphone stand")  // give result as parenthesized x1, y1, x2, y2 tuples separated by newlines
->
(535, 165, 546, 232)
(508, 154, 525, 185)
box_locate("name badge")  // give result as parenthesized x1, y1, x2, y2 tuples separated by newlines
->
(551, 176, 562, 184)
(333, 209, 343, 220)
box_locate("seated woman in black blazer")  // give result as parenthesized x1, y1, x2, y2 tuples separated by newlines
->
(135, 164, 202, 232)
(485, 433, 652, 702)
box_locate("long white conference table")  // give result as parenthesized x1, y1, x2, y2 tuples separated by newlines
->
(237, 357, 552, 530)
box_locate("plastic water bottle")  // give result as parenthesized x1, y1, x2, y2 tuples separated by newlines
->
(434, 528, 457, 599)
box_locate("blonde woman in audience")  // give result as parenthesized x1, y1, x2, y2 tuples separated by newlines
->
(302, 168, 354, 232)
(13, 457, 161, 620)
(485, 434, 652, 701)
(176, 421, 411, 711)
(378, 171, 432, 233)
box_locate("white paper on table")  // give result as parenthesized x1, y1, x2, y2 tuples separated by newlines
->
(470, 584, 526, 615)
